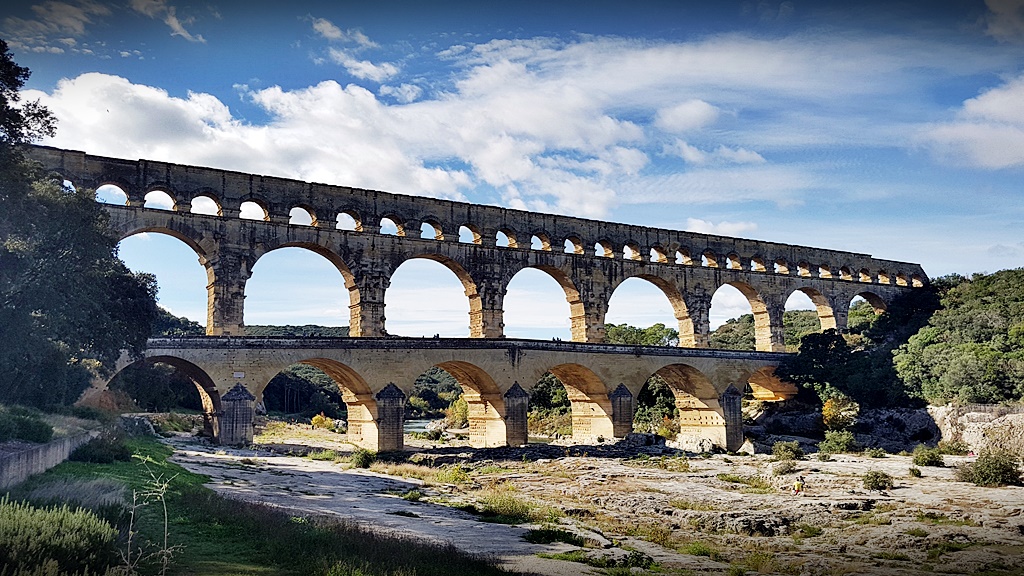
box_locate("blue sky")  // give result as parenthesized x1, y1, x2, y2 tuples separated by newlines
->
(5, 0, 1024, 338)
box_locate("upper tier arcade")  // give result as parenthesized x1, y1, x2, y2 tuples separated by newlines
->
(26, 145, 927, 352)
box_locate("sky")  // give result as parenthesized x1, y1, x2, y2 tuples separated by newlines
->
(4, 0, 1024, 339)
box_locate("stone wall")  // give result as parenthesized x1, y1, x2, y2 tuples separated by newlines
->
(0, 432, 98, 489)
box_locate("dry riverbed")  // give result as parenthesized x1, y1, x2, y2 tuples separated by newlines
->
(165, 423, 1024, 576)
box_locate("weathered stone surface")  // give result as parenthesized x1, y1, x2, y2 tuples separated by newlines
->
(930, 404, 1024, 455)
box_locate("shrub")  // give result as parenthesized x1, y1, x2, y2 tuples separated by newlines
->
(681, 540, 722, 561)
(816, 452, 833, 462)
(772, 460, 797, 476)
(772, 441, 804, 461)
(0, 495, 118, 574)
(307, 449, 339, 461)
(818, 430, 856, 454)
(864, 447, 887, 458)
(862, 470, 894, 491)
(444, 395, 469, 429)
(912, 444, 944, 467)
(69, 431, 131, 464)
(523, 527, 585, 546)
(478, 485, 533, 524)
(937, 440, 969, 455)
(0, 410, 54, 443)
(350, 448, 377, 468)
(311, 412, 333, 430)
(955, 449, 1022, 487)
(909, 467, 922, 478)
(435, 464, 471, 484)
(821, 395, 859, 430)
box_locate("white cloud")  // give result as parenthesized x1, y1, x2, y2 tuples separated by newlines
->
(1, 0, 110, 51)
(129, 0, 205, 43)
(920, 73, 1024, 168)
(311, 16, 376, 48)
(379, 83, 422, 103)
(327, 48, 399, 82)
(684, 218, 758, 237)
(666, 140, 766, 165)
(654, 100, 720, 133)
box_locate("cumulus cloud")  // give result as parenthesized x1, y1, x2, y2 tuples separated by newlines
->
(327, 48, 399, 82)
(654, 100, 720, 133)
(129, 0, 205, 43)
(921, 73, 1024, 168)
(379, 83, 423, 103)
(1, 0, 110, 52)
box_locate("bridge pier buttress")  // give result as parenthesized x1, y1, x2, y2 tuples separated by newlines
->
(471, 274, 506, 338)
(764, 301, 788, 353)
(681, 292, 711, 348)
(609, 384, 635, 438)
(351, 270, 389, 337)
(503, 383, 529, 446)
(219, 383, 256, 445)
(204, 248, 252, 336)
(374, 384, 406, 452)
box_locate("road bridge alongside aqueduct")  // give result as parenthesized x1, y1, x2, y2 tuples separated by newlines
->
(26, 145, 927, 450)
(140, 337, 792, 451)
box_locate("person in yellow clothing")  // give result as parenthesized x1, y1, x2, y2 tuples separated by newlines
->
(792, 476, 805, 496)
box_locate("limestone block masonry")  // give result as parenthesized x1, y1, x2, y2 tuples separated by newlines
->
(25, 145, 927, 451)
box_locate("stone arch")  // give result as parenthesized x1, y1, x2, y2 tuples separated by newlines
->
(676, 248, 693, 265)
(497, 228, 518, 248)
(911, 274, 925, 288)
(746, 367, 799, 401)
(95, 183, 130, 205)
(135, 355, 222, 439)
(878, 270, 890, 284)
(713, 281, 774, 352)
(143, 189, 177, 211)
(650, 245, 669, 263)
(336, 209, 363, 231)
(895, 272, 908, 286)
(289, 205, 317, 226)
(240, 199, 270, 221)
(750, 256, 767, 272)
(388, 254, 483, 337)
(420, 219, 444, 240)
(859, 268, 872, 283)
(623, 241, 642, 261)
(434, 361, 507, 447)
(650, 363, 730, 450)
(295, 358, 379, 449)
(189, 193, 222, 216)
(531, 232, 552, 251)
(787, 286, 837, 331)
(252, 242, 361, 335)
(459, 224, 481, 244)
(564, 235, 584, 254)
(797, 261, 812, 278)
(595, 239, 614, 258)
(818, 264, 833, 279)
(609, 274, 694, 348)
(508, 265, 587, 342)
(546, 363, 613, 442)
(855, 291, 888, 314)
(379, 215, 405, 236)
(726, 253, 742, 270)
(701, 250, 718, 268)
(774, 258, 790, 275)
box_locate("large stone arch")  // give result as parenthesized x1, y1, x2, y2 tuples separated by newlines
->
(505, 264, 588, 342)
(386, 254, 484, 337)
(293, 358, 379, 449)
(746, 366, 799, 402)
(609, 273, 694, 347)
(713, 281, 778, 352)
(122, 355, 223, 440)
(546, 363, 613, 442)
(651, 363, 734, 450)
(434, 360, 507, 447)
(250, 241, 361, 335)
(787, 286, 837, 332)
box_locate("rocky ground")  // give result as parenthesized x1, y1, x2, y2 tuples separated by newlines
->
(164, 423, 1024, 576)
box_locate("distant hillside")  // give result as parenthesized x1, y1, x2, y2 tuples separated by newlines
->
(244, 325, 350, 337)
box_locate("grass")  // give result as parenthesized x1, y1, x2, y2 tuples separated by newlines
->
(307, 449, 340, 461)
(680, 540, 723, 561)
(669, 499, 716, 511)
(626, 455, 691, 472)
(716, 473, 775, 493)
(916, 511, 976, 526)
(927, 541, 973, 560)
(8, 436, 512, 576)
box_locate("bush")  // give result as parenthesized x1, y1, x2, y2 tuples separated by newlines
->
(862, 470, 894, 491)
(818, 430, 856, 454)
(909, 467, 922, 478)
(350, 449, 377, 468)
(772, 460, 798, 476)
(772, 441, 804, 461)
(0, 409, 54, 443)
(310, 412, 334, 430)
(864, 447, 887, 458)
(912, 444, 944, 467)
(955, 450, 1022, 487)
(69, 432, 131, 464)
(444, 395, 469, 429)
(0, 495, 118, 574)
(937, 440, 969, 455)
(821, 396, 859, 431)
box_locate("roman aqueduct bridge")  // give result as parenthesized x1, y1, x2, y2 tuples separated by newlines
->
(26, 145, 927, 450)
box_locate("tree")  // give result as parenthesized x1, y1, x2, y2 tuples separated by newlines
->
(0, 41, 159, 407)
(605, 323, 679, 346)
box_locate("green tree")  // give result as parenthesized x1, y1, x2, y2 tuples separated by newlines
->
(605, 322, 679, 346)
(0, 40, 159, 407)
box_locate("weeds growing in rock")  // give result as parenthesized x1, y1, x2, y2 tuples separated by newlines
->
(955, 449, 1022, 487)
(350, 448, 377, 468)
(772, 460, 798, 476)
(680, 540, 723, 561)
(864, 447, 887, 458)
(909, 466, 922, 478)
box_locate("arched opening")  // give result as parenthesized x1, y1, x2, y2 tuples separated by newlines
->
(240, 200, 269, 221)
(701, 251, 718, 268)
(797, 262, 812, 278)
(245, 246, 354, 332)
(896, 273, 908, 286)
(750, 257, 767, 272)
(420, 221, 443, 240)
(878, 271, 890, 285)
(676, 249, 693, 265)
(819, 265, 832, 279)
(709, 282, 772, 351)
(496, 229, 516, 248)
(504, 267, 579, 341)
(531, 233, 551, 251)
(527, 372, 572, 441)
(261, 363, 346, 422)
(747, 367, 799, 402)
(459, 225, 481, 244)
(384, 256, 477, 337)
(650, 246, 668, 263)
(117, 230, 209, 333)
(839, 266, 853, 281)
(605, 276, 689, 347)
(432, 361, 505, 448)
(859, 268, 872, 283)
(379, 216, 403, 236)
(290, 358, 378, 449)
(726, 253, 742, 270)
(108, 356, 222, 439)
(546, 364, 613, 443)
(847, 294, 881, 336)
(144, 190, 175, 210)
(564, 237, 583, 254)
(774, 259, 789, 274)
(633, 375, 678, 435)
(622, 243, 641, 261)
(190, 195, 221, 216)
(95, 184, 128, 205)
(289, 206, 315, 226)
(650, 364, 727, 450)
(912, 275, 924, 288)
(336, 212, 360, 231)
(595, 240, 613, 258)
(784, 288, 835, 351)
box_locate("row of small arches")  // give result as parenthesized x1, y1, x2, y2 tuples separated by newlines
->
(104, 186, 924, 288)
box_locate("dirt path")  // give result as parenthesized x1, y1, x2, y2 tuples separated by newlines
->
(165, 429, 1024, 575)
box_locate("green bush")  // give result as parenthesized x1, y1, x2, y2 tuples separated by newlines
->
(772, 441, 804, 461)
(937, 440, 969, 455)
(350, 449, 377, 468)
(69, 432, 131, 464)
(912, 444, 944, 467)
(862, 470, 894, 491)
(909, 467, 922, 478)
(0, 410, 54, 443)
(864, 447, 887, 458)
(772, 460, 797, 476)
(0, 496, 118, 574)
(955, 450, 1022, 487)
(818, 430, 856, 454)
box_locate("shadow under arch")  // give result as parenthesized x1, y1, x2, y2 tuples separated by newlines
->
(547, 363, 613, 441)
(395, 254, 485, 337)
(142, 355, 222, 439)
(259, 242, 362, 335)
(434, 360, 507, 447)
(612, 274, 695, 347)
(747, 366, 799, 402)
(651, 363, 731, 450)
(788, 286, 837, 331)
(512, 265, 588, 342)
(717, 281, 776, 352)
(296, 357, 379, 448)
(854, 291, 887, 315)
